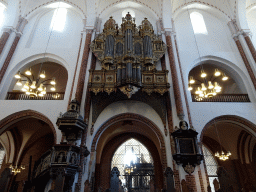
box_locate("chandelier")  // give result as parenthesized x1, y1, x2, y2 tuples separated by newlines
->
(215, 151, 231, 161)
(9, 165, 25, 175)
(213, 120, 232, 161)
(125, 163, 136, 175)
(14, 68, 57, 97)
(188, 68, 229, 100)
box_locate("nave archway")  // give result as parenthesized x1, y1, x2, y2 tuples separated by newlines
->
(91, 113, 167, 192)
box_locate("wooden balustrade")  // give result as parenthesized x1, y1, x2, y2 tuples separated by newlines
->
(6, 92, 64, 100)
(191, 94, 250, 102)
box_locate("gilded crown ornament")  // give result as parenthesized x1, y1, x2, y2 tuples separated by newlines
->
(90, 13, 169, 98)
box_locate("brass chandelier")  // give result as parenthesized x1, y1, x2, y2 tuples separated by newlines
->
(188, 68, 229, 100)
(14, 69, 57, 97)
(213, 120, 232, 161)
(9, 164, 25, 175)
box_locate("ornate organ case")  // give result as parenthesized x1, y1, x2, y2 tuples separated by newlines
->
(90, 13, 169, 98)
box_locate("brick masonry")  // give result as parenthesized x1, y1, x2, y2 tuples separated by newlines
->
(243, 33, 256, 64)
(198, 167, 205, 192)
(75, 29, 93, 104)
(234, 38, 256, 90)
(0, 35, 21, 84)
(0, 31, 11, 56)
(185, 174, 197, 192)
(165, 33, 184, 119)
(173, 161, 181, 192)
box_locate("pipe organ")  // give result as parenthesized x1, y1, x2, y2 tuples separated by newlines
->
(90, 13, 169, 98)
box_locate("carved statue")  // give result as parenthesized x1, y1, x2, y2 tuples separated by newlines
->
(179, 120, 188, 130)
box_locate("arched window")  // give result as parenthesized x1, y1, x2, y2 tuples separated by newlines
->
(190, 12, 208, 35)
(50, 3, 70, 32)
(202, 145, 218, 191)
(0, 3, 6, 29)
(111, 138, 153, 187)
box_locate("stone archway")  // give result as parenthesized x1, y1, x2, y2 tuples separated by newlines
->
(0, 110, 57, 192)
(0, 110, 57, 143)
(201, 115, 256, 191)
(91, 113, 167, 192)
(200, 115, 256, 142)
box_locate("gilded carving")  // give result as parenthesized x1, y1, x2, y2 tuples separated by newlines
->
(89, 13, 169, 97)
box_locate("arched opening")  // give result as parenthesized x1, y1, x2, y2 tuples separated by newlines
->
(0, 111, 56, 192)
(91, 113, 166, 192)
(111, 138, 154, 191)
(201, 116, 256, 191)
(6, 61, 68, 100)
(188, 63, 250, 102)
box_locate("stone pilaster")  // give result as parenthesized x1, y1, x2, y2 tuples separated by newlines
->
(75, 29, 93, 104)
(165, 32, 184, 120)
(0, 28, 12, 56)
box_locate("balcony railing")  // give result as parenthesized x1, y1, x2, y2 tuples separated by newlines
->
(6, 92, 65, 100)
(191, 94, 250, 102)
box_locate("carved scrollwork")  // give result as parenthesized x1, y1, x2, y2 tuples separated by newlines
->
(90, 13, 169, 98)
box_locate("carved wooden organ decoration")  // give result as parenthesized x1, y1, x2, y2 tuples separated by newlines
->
(90, 13, 169, 97)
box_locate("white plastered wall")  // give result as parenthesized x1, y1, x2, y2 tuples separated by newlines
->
(174, 8, 256, 135)
(0, 4, 85, 143)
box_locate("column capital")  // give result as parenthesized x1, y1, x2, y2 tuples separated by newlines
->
(241, 29, 252, 37)
(2, 27, 14, 34)
(165, 30, 176, 37)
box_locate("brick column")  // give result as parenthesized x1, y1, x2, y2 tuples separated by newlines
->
(173, 161, 181, 192)
(0, 28, 12, 56)
(0, 34, 21, 84)
(75, 29, 93, 104)
(185, 174, 197, 192)
(165, 32, 184, 120)
(0, 17, 27, 84)
(243, 32, 256, 64)
(234, 36, 256, 90)
(76, 54, 96, 191)
(198, 167, 205, 192)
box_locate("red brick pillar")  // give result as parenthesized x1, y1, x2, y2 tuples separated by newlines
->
(75, 29, 93, 104)
(234, 36, 256, 90)
(185, 174, 197, 192)
(198, 167, 205, 192)
(165, 32, 184, 120)
(76, 52, 96, 191)
(173, 161, 181, 192)
(0, 17, 27, 84)
(0, 28, 12, 56)
(243, 32, 256, 64)
(0, 34, 21, 84)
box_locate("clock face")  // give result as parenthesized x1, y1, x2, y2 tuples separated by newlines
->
(178, 138, 196, 155)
